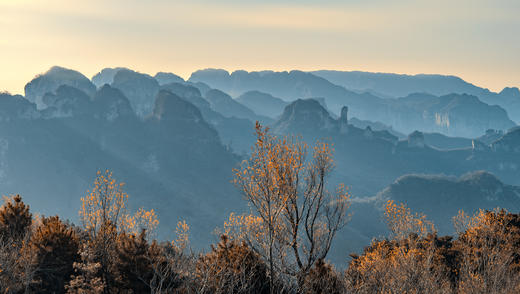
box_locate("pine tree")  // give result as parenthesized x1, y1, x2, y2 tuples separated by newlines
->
(0, 194, 32, 242)
(66, 244, 105, 294)
(115, 230, 153, 292)
(30, 216, 80, 293)
(301, 259, 344, 294)
(196, 235, 270, 294)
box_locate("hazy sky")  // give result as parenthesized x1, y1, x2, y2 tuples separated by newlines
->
(1, 0, 519, 94)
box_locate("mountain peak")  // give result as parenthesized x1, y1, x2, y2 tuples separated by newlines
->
(271, 98, 336, 135)
(92, 85, 135, 121)
(154, 72, 185, 85)
(91, 67, 129, 88)
(25, 66, 95, 109)
(152, 90, 203, 123)
(500, 87, 520, 97)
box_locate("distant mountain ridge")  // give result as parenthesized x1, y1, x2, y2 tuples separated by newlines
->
(25, 66, 96, 109)
(312, 70, 520, 123)
(270, 98, 520, 196)
(189, 69, 516, 137)
(0, 87, 242, 247)
(2, 65, 520, 262)
(376, 171, 520, 233)
(332, 170, 520, 261)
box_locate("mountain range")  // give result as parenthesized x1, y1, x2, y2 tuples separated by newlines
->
(189, 69, 517, 137)
(1, 65, 519, 261)
(313, 70, 520, 124)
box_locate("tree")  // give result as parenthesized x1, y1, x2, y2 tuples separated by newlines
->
(148, 242, 186, 294)
(30, 216, 80, 293)
(301, 259, 344, 294)
(454, 209, 520, 294)
(0, 194, 35, 293)
(66, 244, 106, 294)
(0, 194, 32, 242)
(196, 235, 269, 294)
(230, 122, 350, 290)
(78, 170, 159, 292)
(80, 170, 129, 241)
(115, 230, 154, 292)
(385, 200, 435, 240)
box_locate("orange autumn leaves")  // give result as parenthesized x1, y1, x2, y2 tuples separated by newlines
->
(229, 122, 351, 282)
(79, 170, 158, 239)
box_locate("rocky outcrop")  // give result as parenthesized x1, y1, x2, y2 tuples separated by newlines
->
(160, 82, 210, 111)
(41, 85, 92, 118)
(407, 131, 425, 148)
(0, 93, 39, 121)
(339, 106, 349, 134)
(154, 72, 184, 85)
(91, 67, 128, 88)
(153, 90, 203, 123)
(111, 69, 159, 117)
(271, 99, 337, 135)
(92, 85, 135, 121)
(25, 66, 96, 109)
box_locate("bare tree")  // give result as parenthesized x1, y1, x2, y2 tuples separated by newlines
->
(230, 122, 351, 291)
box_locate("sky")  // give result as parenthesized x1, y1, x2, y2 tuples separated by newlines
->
(0, 0, 519, 94)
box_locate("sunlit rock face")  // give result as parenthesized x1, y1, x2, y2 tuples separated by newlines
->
(25, 66, 95, 109)
(389, 93, 515, 138)
(111, 69, 160, 118)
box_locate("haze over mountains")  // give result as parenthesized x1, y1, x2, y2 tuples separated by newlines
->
(312, 70, 520, 124)
(1, 65, 519, 261)
(190, 69, 517, 137)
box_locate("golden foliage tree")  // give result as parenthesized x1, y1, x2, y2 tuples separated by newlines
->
(345, 201, 453, 294)
(385, 200, 435, 240)
(230, 122, 350, 290)
(78, 170, 159, 292)
(454, 209, 520, 294)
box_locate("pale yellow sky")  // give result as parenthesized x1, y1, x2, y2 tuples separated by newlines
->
(1, 0, 519, 94)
